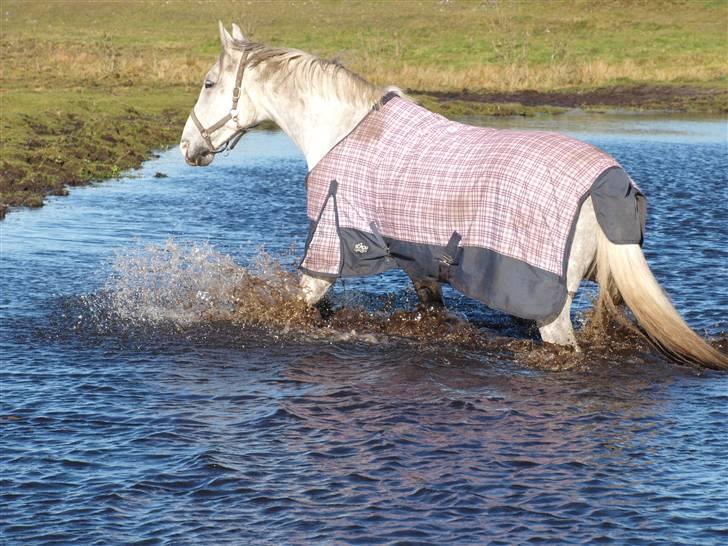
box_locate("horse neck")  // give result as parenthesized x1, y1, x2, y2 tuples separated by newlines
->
(251, 80, 374, 169)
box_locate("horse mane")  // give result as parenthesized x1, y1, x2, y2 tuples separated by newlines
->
(230, 39, 404, 108)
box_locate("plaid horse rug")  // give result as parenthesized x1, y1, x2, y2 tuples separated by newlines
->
(301, 95, 645, 320)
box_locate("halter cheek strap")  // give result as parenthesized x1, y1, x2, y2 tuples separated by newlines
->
(190, 49, 251, 154)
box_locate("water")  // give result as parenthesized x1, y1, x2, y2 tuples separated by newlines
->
(2, 112, 727, 544)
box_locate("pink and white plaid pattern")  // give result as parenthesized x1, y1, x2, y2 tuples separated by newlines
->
(302, 96, 621, 277)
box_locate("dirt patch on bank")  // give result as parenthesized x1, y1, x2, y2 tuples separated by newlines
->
(414, 84, 728, 113)
(0, 108, 187, 219)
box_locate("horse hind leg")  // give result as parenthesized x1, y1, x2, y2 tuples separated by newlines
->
(411, 278, 445, 311)
(538, 198, 599, 350)
(410, 277, 471, 328)
(538, 292, 579, 348)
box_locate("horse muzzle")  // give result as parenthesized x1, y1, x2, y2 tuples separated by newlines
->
(180, 140, 215, 167)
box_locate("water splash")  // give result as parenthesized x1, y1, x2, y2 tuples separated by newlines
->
(101, 240, 501, 345)
(93, 239, 714, 372)
(106, 239, 316, 328)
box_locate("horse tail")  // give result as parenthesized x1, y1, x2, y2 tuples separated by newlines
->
(594, 227, 728, 370)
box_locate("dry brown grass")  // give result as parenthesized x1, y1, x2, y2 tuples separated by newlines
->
(5, 39, 723, 95)
(0, 37, 207, 88)
(359, 55, 727, 92)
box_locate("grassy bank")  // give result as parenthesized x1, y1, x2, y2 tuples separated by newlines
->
(2, 0, 727, 216)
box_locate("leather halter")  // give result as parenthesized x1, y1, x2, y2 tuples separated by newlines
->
(189, 49, 252, 155)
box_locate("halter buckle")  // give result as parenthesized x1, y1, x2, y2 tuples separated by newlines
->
(230, 109, 239, 122)
(232, 87, 241, 100)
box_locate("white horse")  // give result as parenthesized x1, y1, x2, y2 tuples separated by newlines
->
(179, 23, 726, 370)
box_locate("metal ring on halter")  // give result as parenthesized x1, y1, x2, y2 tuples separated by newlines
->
(214, 122, 260, 155)
(225, 129, 246, 151)
(210, 128, 245, 155)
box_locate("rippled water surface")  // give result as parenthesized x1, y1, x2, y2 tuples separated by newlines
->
(2, 112, 727, 544)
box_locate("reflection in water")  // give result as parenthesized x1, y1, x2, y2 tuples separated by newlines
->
(1, 114, 727, 544)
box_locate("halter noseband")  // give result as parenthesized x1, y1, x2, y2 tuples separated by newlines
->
(189, 49, 253, 155)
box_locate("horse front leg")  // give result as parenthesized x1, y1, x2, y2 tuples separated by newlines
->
(299, 273, 334, 306)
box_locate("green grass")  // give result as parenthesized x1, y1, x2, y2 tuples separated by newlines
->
(1, 86, 189, 210)
(3, 0, 727, 90)
(1, 0, 727, 215)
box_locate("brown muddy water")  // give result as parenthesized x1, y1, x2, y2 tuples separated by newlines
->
(1, 112, 727, 544)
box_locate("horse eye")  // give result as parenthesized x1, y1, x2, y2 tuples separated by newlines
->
(204, 79, 215, 89)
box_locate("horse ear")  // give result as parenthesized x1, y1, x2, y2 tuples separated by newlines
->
(218, 21, 233, 51)
(231, 23, 246, 42)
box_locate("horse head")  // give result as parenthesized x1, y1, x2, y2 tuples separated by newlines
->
(180, 22, 261, 166)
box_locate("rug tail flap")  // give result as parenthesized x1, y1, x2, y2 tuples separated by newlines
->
(591, 167, 646, 245)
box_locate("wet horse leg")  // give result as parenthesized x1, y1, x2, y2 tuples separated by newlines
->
(538, 198, 599, 350)
(300, 273, 334, 305)
(411, 278, 445, 311)
(410, 277, 468, 325)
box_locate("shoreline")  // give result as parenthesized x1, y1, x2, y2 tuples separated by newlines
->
(1, 85, 726, 219)
(416, 84, 728, 114)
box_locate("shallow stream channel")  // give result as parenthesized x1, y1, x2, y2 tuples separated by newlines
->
(1, 111, 727, 544)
